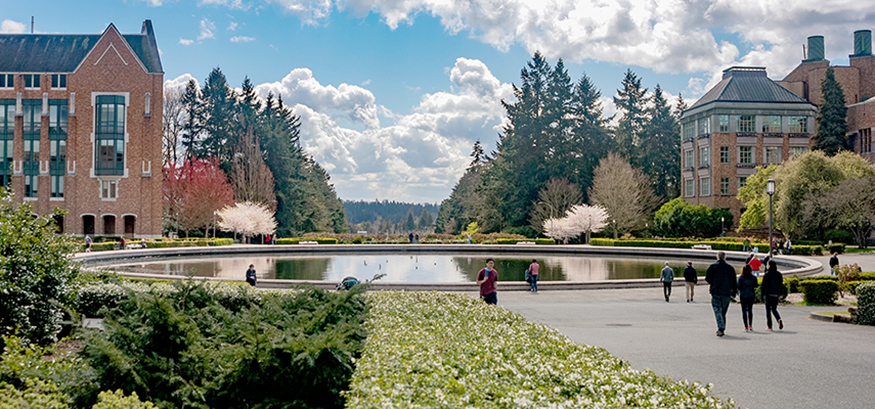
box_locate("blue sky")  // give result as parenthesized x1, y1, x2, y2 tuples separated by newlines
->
(4, 1, 874, 203)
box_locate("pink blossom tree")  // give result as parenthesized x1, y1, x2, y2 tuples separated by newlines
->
(216, 202, 277, 243)
(565, 204, 609, 244)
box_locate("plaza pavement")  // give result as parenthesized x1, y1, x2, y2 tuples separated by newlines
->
(495, 252, 875, 409)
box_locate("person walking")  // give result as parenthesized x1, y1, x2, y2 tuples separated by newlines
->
(683, 261, 698, 303)
(477, 258, 498, 305)
(737, 264, 758, 332)
(829, 253, 840, 276)
(706, 251, 738, 337)
(762, 260, 784, 330)
(660, 262, 674, 302)
(84, 235, 93, 253)
(245, 264, 257, 287)
(528, 259, 540, 292)
(748, 255, 762, 278)
(742, 237, 751, 252)
(785, 238, 792, 255)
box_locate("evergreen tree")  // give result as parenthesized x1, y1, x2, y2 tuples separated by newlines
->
(469, 140, 485, 168)
(639, 84, 679, 200)
(405, 211, 416, 231)
(200, 67, 237, 164)
(418, 208, 433, 230)
(813, 67, 849, 156)
(613, 69, 650, 162)
(568, 71, 609, 202)
(180, 79, 203, 161)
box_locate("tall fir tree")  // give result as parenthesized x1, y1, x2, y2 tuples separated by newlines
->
(180, 79, 203, 161)
(813, 67, 849, 156)
(200, 68, 237, 164)
(639, 85, 680, 200)
(613, 69, 650, 162)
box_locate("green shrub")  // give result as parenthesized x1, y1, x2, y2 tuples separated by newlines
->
(856, 282, 875, 325)
(799, 280, 839, 304)
(0, 190, 80, 345)
(785, 276, 800, 293)
(590, 238, 615, 246)
(76, 280, 368, 408)
(92, 390, 157, 409)
(275, 237, 301, 244)
(846, 281, 864, 296)
(825, 243, 845, 255)
(790, 245, 824, 256)
(825, 229, 855, 245)
(0, 378, 70, 409)
(534, 238, 556, 245)
(314, 237, 339, 244)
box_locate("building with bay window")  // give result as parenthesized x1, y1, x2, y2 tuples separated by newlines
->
(0, 20, 163, 237)
(680, 66, 816, 225)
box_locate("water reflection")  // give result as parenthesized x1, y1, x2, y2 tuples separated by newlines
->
(112, 254, 734, 283)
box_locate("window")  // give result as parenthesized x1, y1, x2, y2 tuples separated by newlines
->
(766, 146, 782, 165)
(50, 140, 66, 199)
(699, 177, 711, 196)
(94, 95, 126, 175)
(762, 115, 781, 133)
(51, 74, 67, 89)
(791, 146, 807, 158)
(736, 115, 755, 133)
(720, 146, 730, 163)
(698, 118, 710, 135)
(51, 175, 64, 198)
(719, 115, 729, 132)
(720, 177, 730, 195)
(49, 100, 68, 136)
(22, 100, 41, 198)
(789, 116, 808, 133)
(22, 100, 41, 138)
(739, 146, 753, 164)
(739, 177, 748, 190)
(684, 150, 694, 168)
(0, 101, 12, 190)
(683, 122, 695, 139)
(699, 146, 710, 166)
(101, 180, 118, 199)
(23, 74, 40, 89)
(685, 179, 695, 197)
(860, 128, 872, 154)
(0, 74, 12, 89)
(24, 174, 38, 198)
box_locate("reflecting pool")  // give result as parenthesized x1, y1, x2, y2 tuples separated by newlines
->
(110, 253, 757, 283)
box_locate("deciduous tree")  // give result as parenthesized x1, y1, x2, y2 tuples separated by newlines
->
(229, 128, 277, 211)
(216, 201, 277, 243)
(588, 152, 659, 237)
(529, 178, 583, 234)
(802, 174, 875, 248)
(164, 158, 234, 236)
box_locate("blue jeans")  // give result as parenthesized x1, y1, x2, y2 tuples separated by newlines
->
(481, 292, 497, 305)
(530, 275, 538, 291)
(711, 294, 732, 331)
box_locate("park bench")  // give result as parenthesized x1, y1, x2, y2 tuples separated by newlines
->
(691, 244, 712, 250)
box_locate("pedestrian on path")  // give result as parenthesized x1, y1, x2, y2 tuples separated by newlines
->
(829, 253, 840, 276)
(743, 237, 751, 252)
(477, 258, 498, 305)
(684, 261, 698, 302)
(748, 254, 762, 277)
(660, 261, 674, 302)
(528, 259, 540, 292)
(737, 264, 758, 331)
(706, 251, 738, 337)
(762, 260, 784, 330)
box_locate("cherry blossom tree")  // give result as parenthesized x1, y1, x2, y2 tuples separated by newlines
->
(565, 204, 609, 244)
(543, 217, 577, 243)
(216, 201, 277, 243)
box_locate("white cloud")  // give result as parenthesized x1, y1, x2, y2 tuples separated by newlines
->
(179, 38, 195, 46)
(230, 35, 255, 42)
(0, 19, 26, 34)
(228, 21, 239, 31)
(164, 73, 199, 93)
(139, 0, 164, 6)
(198, 18, 216, 41)
(265, 0, 333, 25)
(252, 58, 510, 202)
(199, 0, 248, 9)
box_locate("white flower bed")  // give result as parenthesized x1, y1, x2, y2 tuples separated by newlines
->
(346, 292, 734, 408)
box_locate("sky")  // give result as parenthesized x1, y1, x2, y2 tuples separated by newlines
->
(3, 1, 875, 204)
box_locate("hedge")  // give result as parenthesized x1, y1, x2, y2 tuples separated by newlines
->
(856, 282, 875, 325)
(82, 238, 232, 252)
(590, 238, 769, 252)
(799, 279, 839, 304)
(275, 237, 338, 244)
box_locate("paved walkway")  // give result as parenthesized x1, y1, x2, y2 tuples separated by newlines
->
(496, 253, 875, 409)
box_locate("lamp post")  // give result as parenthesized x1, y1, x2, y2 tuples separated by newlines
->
(612, 219, 617, 240)
(766, 179, 776, 257)
(721, 216, 724, 236)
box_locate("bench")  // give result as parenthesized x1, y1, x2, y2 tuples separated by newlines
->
(516, 241, 536, 245)
(124, 243, 145, 250)
(691, 244, 712, 250)
(300, 241, 319, 245)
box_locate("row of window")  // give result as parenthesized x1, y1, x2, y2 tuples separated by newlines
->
(684, 145, 808, 168)
(0, 99, 69, 137)
(683, 115, 809, 139)
(0, 74, 67, 90)
(5, 175, 118, 200)
(684, 176, 748, 198)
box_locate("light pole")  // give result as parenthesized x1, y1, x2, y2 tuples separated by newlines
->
(721, 216, 724, 236)
(586, 214, 592, 244)
(766, 179, 776, 256)
(612, 219, 617, 240)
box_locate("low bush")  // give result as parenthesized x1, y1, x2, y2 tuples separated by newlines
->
(785, 276, 800, 293)
(346, 291, 733, 408)
(789, 245, 824, 256)
(855, 282, 875, 325)
(799, 279, 839, 304)
(91, 390, 157, 409)
(0, 378, 70, 408)
(275, 237, 301, 244)
(825, 243, 845, 255)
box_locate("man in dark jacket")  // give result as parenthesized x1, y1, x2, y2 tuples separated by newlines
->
(683, 261, 698, 303)
(705, 252, 738, 337)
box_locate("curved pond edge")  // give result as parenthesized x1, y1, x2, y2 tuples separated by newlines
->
(72, 244, 823, 292)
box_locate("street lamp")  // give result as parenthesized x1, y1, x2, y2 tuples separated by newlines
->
(721, 216, 724, 236)
(766, 179, 776, 256)
(612, 219, 617, 240)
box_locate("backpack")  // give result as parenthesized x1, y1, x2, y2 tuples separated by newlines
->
(337, 276, 359, 291)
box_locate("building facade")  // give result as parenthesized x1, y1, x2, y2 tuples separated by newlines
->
(680, 67, 816, 225)
(778, 30, 875, 163)
(0, 21, 163, 237)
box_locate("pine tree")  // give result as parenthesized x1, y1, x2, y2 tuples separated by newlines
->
(200, 67, 237, 164)
(640, 84, 679, 200)
(814, 67, 849, 156)
(613, 69, 650, 162)
(180, 79, 203, 161)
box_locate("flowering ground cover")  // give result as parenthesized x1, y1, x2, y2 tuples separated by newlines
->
(346, 291, 734, 408)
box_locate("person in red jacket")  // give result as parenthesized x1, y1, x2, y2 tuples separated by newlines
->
(748, 255, 762, 277)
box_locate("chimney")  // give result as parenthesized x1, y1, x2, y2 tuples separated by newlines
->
(804, 36, 825, 62)
(852, 30, 872, 57)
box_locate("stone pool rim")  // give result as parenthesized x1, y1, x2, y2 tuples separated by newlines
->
(72, 244, 823, 291)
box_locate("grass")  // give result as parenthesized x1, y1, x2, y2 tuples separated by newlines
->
(844, 248, 875, 254)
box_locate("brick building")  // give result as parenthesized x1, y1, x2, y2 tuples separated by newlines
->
(778, 30, 875, 163)
(679, 67, 816, 225)
(0, 20, 163, 237)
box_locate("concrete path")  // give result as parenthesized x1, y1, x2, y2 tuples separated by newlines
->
(495, 253, 875, 409)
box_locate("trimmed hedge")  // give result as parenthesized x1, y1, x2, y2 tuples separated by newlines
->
(799, 279, 839, 304)
(82, 238, 232, 252)
(590, 238, 769, 252)
(275, 237, 339, 244)
(856, 282, 875, 325)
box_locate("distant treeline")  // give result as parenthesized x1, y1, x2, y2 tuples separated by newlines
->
(344, 200, 438, 225)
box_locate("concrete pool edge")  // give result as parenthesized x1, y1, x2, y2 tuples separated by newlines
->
(72, 244, 823, 291)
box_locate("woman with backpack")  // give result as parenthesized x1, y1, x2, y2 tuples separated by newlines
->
(737, 264, 758, 332)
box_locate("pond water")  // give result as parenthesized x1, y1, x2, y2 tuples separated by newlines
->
(110, 253, 755, 283)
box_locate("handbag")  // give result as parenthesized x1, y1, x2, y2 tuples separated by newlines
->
(525, 269, 531, 283)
